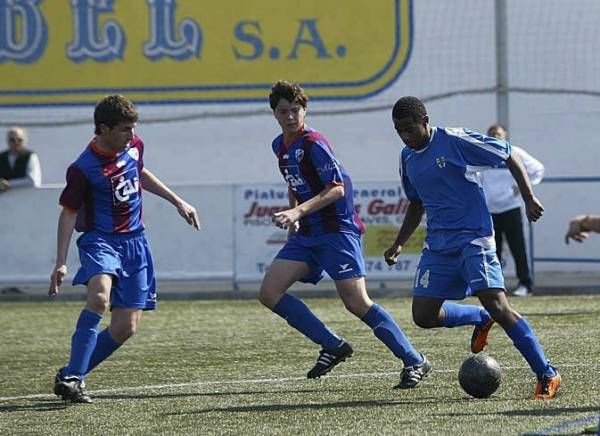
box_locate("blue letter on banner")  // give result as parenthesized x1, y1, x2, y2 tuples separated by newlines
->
(144, 0, 202, 61)
(0, 0, 47, 64)
(67, 0, 126, 63)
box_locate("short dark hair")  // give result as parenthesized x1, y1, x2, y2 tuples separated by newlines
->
(94, 95, 139, 135)
(269, 80, 308, 110)
(487, 123, 507, 137)
(392, 96, 427, 121)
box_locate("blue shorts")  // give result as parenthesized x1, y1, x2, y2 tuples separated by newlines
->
(275, 232, 366, 284)
(413, 244, 504, 300)
(73, 230, 157, 310)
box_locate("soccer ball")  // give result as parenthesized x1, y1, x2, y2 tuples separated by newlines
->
(458, 353, 502, 398)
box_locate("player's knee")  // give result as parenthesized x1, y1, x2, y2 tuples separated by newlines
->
(86, 292, 109, 314)
(111, 322, 137, 343)
(485, 300, 516, 326)
(490, 305, 518, 326)
(258, 286, 278, 309)
(341, 298, 370, 318)
(413, 312, 437, 329)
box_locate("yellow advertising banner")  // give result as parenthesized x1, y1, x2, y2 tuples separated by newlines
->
(0, 0, 412, 106)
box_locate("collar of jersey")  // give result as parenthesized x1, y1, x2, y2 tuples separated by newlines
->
(413, 126, 436, 154)
(90, 138, 120, 158)
(282, 124, 307, 148)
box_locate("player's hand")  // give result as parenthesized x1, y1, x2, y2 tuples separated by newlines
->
(273, 209, 301, 230)
(287, 221, 300, 238)
(524, 196, 544, 222)
(0, 178, 9, 192)
(176, 200, 201, 230)
(565, 215, 590, 244)
(49, 264, 67, 297)
(384, 244, 403, 266)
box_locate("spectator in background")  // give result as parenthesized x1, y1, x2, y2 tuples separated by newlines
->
(0, 126, 42, 192)
(565, 214, 600, 243)
(480, 123, 544, 297)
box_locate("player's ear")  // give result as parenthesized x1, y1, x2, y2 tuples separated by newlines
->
(422, 115, 429, 125)
(99, 124, 110, 135)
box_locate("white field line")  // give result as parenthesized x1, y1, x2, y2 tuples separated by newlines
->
(0, 363, 592, 403)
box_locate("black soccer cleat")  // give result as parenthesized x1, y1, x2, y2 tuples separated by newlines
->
(54, 370, 92, 404)
(394, 355, 433, 389)
(307, 341, 353, 379)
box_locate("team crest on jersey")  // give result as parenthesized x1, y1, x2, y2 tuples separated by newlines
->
(111, 168, 140, 204)
(436, 156, 447, 168)
(127, 147, 140, 161)
(295, 149, 304, 162)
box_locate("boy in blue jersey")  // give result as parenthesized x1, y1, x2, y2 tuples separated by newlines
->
(384, 96, 560, 400)
(259, 80, 430, 389)
(49, 95, 200, 403)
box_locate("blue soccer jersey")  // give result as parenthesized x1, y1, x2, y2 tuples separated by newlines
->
(272, 126, 364, 236)
(60, 136, 145, 233)
(400, 127, 510, 252)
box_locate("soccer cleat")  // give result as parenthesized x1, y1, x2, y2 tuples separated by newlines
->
(307, 341, 353, 379)
(471, 319, 495, 353)
(394, 355, 433, 389)
(54, 370, 92, 404)
(532, 372, 561, 400)
(512, 283, 532, 297)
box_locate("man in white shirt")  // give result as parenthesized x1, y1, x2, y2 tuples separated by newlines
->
(480, 123, 544, 296)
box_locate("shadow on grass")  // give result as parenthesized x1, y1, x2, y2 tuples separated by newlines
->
(427, 405, 599, 420)
(522, 310, 600, 317)
(504, 405, 600, 417)
(163, 396, 444, 416)
(0, 399, 68, 413)
(97, 388, 343, 401)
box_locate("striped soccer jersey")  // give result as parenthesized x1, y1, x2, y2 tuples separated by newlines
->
(60, 136, 145, 233)
(272, 127, 364, 236)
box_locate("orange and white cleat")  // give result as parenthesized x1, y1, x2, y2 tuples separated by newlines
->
(470, 319, 495, 353)
(533, 372, 561, 400)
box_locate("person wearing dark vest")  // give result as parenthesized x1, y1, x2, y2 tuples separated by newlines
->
(0, 126, 42, 193)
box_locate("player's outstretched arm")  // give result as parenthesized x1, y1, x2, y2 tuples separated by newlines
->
(384, 201, 424, 265)
(141, 168, 201, 230)
(506, 154, 544, 222)
(49, 208, 77, 297)
(565, 214, 600, 244)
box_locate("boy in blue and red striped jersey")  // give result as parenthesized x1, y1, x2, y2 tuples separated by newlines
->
(49, 95, 200, 403)
(259, 80, 430, 388)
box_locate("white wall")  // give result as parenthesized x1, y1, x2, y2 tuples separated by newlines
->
(1, 181, 598, 286)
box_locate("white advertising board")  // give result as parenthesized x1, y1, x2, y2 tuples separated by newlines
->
(234, 182, 425, 282)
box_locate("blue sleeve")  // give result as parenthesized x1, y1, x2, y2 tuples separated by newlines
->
(400, 153, 420, 202)
(310, 141, 344, 186)
(451, 128, 511, 168)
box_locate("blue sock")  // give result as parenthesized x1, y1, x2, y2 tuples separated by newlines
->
(441, 302, 490, 328)
(361, 304, 422, 367)
(506, 318, 556, 379)
(273, 294, 342, 350)
(65, 310, 102, 378)
(85, 328, 121, 375)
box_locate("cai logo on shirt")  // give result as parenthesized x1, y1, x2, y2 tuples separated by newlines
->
(111, 168, 140, 204)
